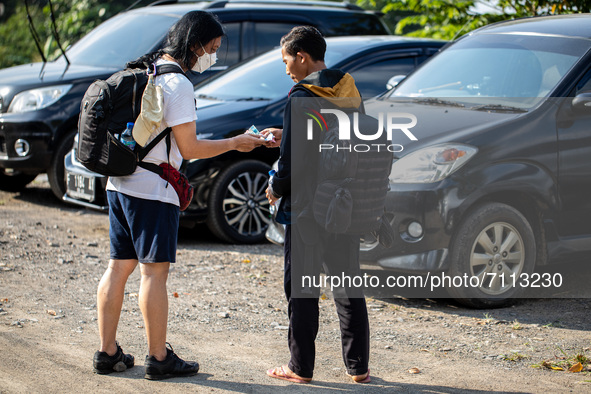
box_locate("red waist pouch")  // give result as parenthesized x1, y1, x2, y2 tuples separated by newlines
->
(155, 163, 194, 211)
(137, 162, 194, 211)
(159, 163, 193, 211)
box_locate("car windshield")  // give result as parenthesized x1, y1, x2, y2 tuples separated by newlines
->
(195, 45, 350, 101)
(390, 33, 590, 109)
(61, 12, 178, 68)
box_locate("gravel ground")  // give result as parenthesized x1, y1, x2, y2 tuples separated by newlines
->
(1, 176, 591, 393)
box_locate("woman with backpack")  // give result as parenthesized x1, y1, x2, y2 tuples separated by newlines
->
(92, 11, 263, 380)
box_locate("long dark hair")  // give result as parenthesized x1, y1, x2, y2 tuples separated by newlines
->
(127, 11, 224, 69)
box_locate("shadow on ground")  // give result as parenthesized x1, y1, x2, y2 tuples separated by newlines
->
(92, 370, 532, 393)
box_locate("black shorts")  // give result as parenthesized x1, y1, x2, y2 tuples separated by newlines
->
(107, 190, 179, 263)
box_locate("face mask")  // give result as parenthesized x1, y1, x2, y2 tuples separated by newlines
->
(192, 46, 217, 73)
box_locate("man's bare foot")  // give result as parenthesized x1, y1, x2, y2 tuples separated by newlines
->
(267, 365, 311, 384)
(348, 369, 371, 383)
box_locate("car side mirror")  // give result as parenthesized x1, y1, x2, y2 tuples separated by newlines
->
(572, 92, 591, 112)
(386, 75, 406, 91)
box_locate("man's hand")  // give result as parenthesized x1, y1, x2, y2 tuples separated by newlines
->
(232, 134, 265, 152)
(266, 186, 280, 206)
(261, 128, 283, 148)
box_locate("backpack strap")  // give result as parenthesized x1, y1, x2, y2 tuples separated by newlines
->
(136, 127, 172, 176)
(137, 160, 164, 176)
(151, 63, 186, 77)
(134, 63, 186, 177)
(137, 127, 171, 161)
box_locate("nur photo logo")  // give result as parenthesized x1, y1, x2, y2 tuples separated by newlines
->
(304, 108, 419, 153)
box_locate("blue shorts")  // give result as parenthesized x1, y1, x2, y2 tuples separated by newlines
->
(107, 191, 179, 263)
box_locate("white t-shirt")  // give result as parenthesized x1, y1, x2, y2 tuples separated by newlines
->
(106, 59, 197, 206)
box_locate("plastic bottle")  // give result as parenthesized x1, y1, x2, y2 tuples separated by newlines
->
(121, 122, 136, 151)
(268, 169, 276, 188)
(268, 169, 279, 213)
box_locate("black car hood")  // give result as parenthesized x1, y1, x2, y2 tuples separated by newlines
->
(195, 97, 272, 132)
(365, 98, 527, 154)
(0, 61, 117, 92)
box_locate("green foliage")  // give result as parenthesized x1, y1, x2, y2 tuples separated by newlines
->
(0, 0, 136, 69)
(358, 0, 591, 40)
(3, 0, 591, 69)
(355, 0, 415, 33)
(0, 0, 21, 22)
(0, 5, 43, 67)
(497, 0, 591, 15)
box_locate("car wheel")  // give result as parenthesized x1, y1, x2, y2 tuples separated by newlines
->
(206, 160, 272, 243)
(47, 131, 76, 200)
(0, 170, 38, 192)
(446, 202, 536, 308)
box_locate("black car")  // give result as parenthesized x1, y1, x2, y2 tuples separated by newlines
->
(63, 35, 445, 243)
(354, 14, 591, 308)
(0, 0, 389, 199)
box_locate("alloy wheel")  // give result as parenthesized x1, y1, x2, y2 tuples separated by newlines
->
(469, 222, 525, 296)
(222, 171, 271, 238)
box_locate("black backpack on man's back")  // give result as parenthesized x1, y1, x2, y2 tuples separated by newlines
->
(311, 108, 393, 235)
(76, 64, 184, 176)
(291, 84, 393, 236)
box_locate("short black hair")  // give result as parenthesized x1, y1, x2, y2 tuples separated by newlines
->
(280, 26, 326, 62)
(128, 11, 224, 69)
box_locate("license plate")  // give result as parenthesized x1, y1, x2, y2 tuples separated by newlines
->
(66, 172, 96, 202)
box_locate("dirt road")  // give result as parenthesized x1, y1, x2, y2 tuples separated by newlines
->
(1, 177, 591, 393)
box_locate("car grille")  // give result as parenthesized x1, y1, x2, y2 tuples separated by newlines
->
(0, 136, 6, 155)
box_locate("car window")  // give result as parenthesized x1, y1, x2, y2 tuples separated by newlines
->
(63, 12, 178, 68)
(216, 22, 241, 68)
(195, 49, 293, 101)
(324, 14, 388, 35)
(349, 56, 416, 99)
(254, 22, 299, 54)
(195, 45, 351, 101)
(576, 68, 591, 94)
(391, 34, 590, 109)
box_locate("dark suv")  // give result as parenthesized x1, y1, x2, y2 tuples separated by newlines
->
(358, 14, 591, 308)
(0, 0, 388, 199)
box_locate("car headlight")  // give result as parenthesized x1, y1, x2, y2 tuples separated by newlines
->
(8, 84, 73, 113)
(389, 143, 478, 183)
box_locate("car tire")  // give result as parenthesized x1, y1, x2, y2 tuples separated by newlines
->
(0, 170, 38, 192)
(47, 132, 76, 200)
(446, 202, 536, 308)
(206, 160, 272, 244)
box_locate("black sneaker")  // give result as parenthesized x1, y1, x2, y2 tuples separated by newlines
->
(93, 343, 135, 374)
(144, 343, 199, 380)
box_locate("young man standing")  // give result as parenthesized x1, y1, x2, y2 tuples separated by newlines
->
(263, 26, 371, 384)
